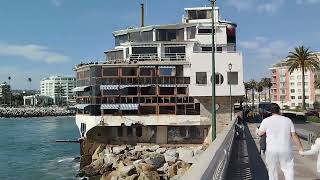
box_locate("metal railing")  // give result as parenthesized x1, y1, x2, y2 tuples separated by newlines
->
(129, 53, 159, 61)
(161, 53, 186, 61)
(182, 115, 239, 180)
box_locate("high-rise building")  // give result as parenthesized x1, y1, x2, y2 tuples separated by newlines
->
(0, 82, 11, 105)
(270, 52, 320, 109)
(40, 76, 76, 105)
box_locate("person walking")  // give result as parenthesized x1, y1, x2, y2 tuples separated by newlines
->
(257, 103, 303, 180)
(299, 137, 320, 177)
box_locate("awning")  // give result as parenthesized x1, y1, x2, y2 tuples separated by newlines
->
(72, 86, 89, 92)
(119, 104, 139, 110)
(159, 66, 176, 69)
(159, 84, 176, 87)
(100, 85, 118, 90)
(139, 66, 156, 68)
(119, 85, 139, 89)
(140, 84, 154, 87)
(76, 104, 90, 109)
(101, 104, 119, 110)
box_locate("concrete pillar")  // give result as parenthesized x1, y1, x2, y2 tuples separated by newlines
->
(156, 126, 168, 144)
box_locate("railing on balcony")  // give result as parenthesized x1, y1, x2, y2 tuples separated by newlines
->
(161, 53, 186, 61)
(129, 53, 159, 62)
(92, 77, 190, 86)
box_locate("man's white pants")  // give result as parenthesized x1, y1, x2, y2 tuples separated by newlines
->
(265, 151, 294, 180)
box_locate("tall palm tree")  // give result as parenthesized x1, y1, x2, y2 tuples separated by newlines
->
(315, 78, 320, 89)
(8, 76, 12, 107)
(244, 82, 251, 106)
(286, 46, 320, 110)
(256, 81, 264, 105)
(260, 78, 272, 103)
(28, 78, 32, 91)
(248, 79, 257, 107)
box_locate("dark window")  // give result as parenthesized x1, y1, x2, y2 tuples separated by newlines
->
(227, 72, 238, 85)
(156, 29, 184, 41)
(115, 34, 128, 46)
(215, 73, 224, 85)
(140, 106, 157, 114)
(103, 67, 118, 76)
(177, 87, 187, 95)
(132, 47, 157, 54)
(196, 72, 207, 84)
(159, 106, 175, 114)
(122, 67, 137, 76)
(117, 127, 123, 137)
(201, 47, 212, 52)
(141, 86, 156, 95)
(159, 87, 175, 95)
(140, 68, 154, 76)
(120, 87, 138, 96)
(127, 127, 133, 136)
(106, 50, 123, 61)
(198, 28, 212, 34)
(90, 66, 102, 77)
(176, 104, 186, 115)
(187, 26, 196, 39)
(188, 10, 211, 20)
(159, 68, 175, 76)
(136, 126, 142, 137)
(216, 47, 223, 52)
(103, 109, 118, 115)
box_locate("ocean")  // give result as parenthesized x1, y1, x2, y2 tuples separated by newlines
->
(0, 117, 80, 180)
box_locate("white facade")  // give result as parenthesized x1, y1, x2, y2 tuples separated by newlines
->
(40, 76, 76, 105)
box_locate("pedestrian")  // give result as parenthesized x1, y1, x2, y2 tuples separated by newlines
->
(299, 137, 320, 177)
(257, 103, 303, 180)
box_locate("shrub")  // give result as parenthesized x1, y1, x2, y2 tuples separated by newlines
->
(307, 116, 320, 123)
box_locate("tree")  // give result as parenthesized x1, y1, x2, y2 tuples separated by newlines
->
(55, 85, 65, 106)
(244, 82, 251, 106)
(8, 76, 12, 107)
(315, 78, 320, 89)
(286, 46, 320, 110)
(248, 79, 257, 107)
(260, 78, 272, 102)
(256, 81, 264, 105)
(28, 78, 32, 90)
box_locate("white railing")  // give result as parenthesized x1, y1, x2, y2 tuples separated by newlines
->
(161, 53, 186, 61)
(129, 53, 159, 61)
(182, 115, 239, 180)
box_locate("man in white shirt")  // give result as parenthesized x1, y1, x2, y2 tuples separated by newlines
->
(257, 103, 303, 180)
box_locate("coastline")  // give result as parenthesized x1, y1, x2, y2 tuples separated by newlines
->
(0, 107, 76, 118)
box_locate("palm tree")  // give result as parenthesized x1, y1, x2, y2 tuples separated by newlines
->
(260, 78, 272, 102)
(256, 82, 264, 105)
(55, 85, 65, 106)
(248, 79, 257, 107)
(8, 76, 12, 107)
(315, 78, 320, 89)
(286, 46, 320, 110)
(28, 78, 32, 91)
(244, 82, 251, 106)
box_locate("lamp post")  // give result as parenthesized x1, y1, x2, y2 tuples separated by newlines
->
(210, 0, 217, 141)
(228, 63, 233, 121)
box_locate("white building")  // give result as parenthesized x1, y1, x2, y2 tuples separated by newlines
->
(73, 5, 244, 143)
(40, 76, 76, 105)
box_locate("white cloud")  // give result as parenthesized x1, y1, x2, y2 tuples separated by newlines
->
(0, 42, 70, 64)
(51, 0, 63, 7)
(226, 0, 285, 13)
(296, 0, 320, 4)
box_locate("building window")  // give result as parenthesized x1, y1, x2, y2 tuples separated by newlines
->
(298, 82, 302, 86)
(196, 72, 207, 84)
(290, 76, 295, 80)
(216, 47, 223, 52)
(290, 82, 295, 86)
(306, 96, 309, 99)
(291, 103, 295, 107)
(187, 26, 196, 39)
(298, 96, 302, 99)
(291, 89, 295, 93)
(198, 28, 213, 34)
(297, 75, 302, 80)
(227, 72, 238, 85)
(298, 89, 302, 93)
(304, 82, 309, 86)
(281, 90, 285, 94)
(291, 96, 295, 100)
(214, 73, 224, 85)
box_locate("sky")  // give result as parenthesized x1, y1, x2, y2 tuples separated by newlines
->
(0, 0, 320, 90)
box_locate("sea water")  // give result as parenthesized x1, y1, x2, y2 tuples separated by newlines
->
(0, 117, 80, 180)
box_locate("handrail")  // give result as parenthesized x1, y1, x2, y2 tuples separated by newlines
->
(182, 115, 239, 180)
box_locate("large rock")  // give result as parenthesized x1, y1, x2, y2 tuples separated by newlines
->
(103, 153, 119, 168)
(167, 163, 178, 178)
(156, 163, 169, 173)
(119, 165, 137, 177)
(178, 148, 194, 163)
(164, 149, 178, 162)
(135, 163, 156, 174)
(138, 171, 160, 180)
(155, 148, 166, 154)
(112, 146, 127, 155)
(100, 170, 120, 180)
(125, 174, 139, 180)
(147, 145, 160, 152)
(144, 153, 165, 169)
(92, 145, 106, 161)
(79, 159, 104, 177)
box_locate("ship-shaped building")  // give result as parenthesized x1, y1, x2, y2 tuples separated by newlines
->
(73, 5, 244, 145)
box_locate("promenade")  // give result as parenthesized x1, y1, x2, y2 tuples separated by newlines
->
(227, 119, 319, 180)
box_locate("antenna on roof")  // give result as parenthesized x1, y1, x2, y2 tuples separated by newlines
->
(140, 3, 145, 27)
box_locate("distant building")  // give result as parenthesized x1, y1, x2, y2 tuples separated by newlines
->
(40, 76, 76, 105)
(270, 52, 320, 109)
(23, 94, 53, 106)
(0, 82, 11, 105)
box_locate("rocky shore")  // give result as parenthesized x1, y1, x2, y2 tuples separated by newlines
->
(78, 144, 207, 180)
(0, 107, 75, 118)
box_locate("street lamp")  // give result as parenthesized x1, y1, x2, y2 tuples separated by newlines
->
(228, 63, 233, 121)
(210, 0, 217, 141)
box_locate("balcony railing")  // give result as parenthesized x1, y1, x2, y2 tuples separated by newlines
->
(129, 53, 159, 61)
(91, 77, 190, 86)
(161, 53, 186, 61)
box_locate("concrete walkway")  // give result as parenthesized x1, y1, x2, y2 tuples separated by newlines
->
(247, 123, 319, 180)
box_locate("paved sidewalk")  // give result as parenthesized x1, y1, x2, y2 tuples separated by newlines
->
(247, 123, 319, 180)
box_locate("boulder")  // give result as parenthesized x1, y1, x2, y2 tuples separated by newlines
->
(113, 146, 127, 155)
(178, 148, 194, 163)
(147, 145, 160, 152)
(156, 163, 169, 173)
(155, 148, 166, 154)
(167, 164, 178, 178)
(164, 149, 178, 162)
(103, 153, 119, 168)
(136, 163, 156, 173)
(100, 170, 120, 180)
(144, 153, 165, 169)
(79, 159, 104, 177)
(125, 174, 139, 180)
(138, 171, 160, 180)
(119, 165, 137, 177)
(133, 159, 143, 166)
(177, 167, 188, 176)
(92, 145, 106, 161)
